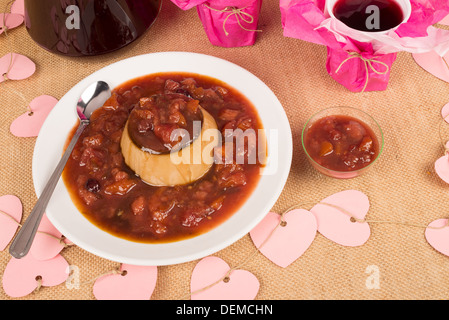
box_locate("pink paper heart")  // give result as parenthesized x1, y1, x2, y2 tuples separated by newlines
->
(11, 0, 25, 16)
(190, 256, 259, 300)
(310, 190, 371, 247)
(435, 153, 449, 184)
(425, 219, 449, 257)
(30, 213, 68, 260)
(93, 264, 158, 300)
(441, 102, 449, 123)
(0, 13, 23, 34)
(0, 195, 22, 251)
(412, 51, 449, 83)
(10, 95, 59, 137)
(2, 254, 69, 298)
(0, 53, 36, 83)
(250, 209, 317, 268)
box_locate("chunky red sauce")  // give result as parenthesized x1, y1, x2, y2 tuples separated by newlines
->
(63, 73, 264, 243)
(304, 115, 379, 171)
(128, 93, 203, 154)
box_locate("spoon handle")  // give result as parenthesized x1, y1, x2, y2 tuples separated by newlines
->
(9, 121, 89, 259)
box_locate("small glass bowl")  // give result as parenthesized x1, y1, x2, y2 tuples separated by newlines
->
(301, 106, 384, 179)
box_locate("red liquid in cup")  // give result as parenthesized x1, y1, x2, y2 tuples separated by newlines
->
(333, 0, 404, 32)
(24, 0, 162, 57)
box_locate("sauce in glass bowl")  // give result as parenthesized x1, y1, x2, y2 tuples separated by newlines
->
(302, 107, 383, 179)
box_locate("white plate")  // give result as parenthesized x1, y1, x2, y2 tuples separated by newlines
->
(33, 52, 292, 266)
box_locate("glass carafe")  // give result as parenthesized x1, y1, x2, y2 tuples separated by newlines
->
(24, 0, 162, 57)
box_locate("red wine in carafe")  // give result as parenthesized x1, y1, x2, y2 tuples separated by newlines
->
(333, 0, 404, 32)
(24, 0, 162, 57)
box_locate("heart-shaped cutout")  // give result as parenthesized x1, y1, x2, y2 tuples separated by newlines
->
(435, 153, 449, 184)
(0, 13, 23, 34)
(0, 195, 22, 251)
(0, 53, 35, 83)
(11, 0, 24, 16)
(250, 209, 317, 267)
(93, 264, 158, 300)
(30, 213, 68, 260)
(425, 218, 449, 257)
(441, 102, 449, 123)
(310, 190, 371, 247)
(10, 95, 58, 137)
(2, 254, 69, 298)
(190, 256, 259, 300)
(412, 50, 449, 83)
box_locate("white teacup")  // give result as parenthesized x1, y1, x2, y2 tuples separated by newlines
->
(325, 0, 412, 35)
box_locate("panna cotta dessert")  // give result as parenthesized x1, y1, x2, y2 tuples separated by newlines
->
(121, 93, 220, 186)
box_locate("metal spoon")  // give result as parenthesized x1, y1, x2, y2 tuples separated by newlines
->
(9, 81, 111, 259)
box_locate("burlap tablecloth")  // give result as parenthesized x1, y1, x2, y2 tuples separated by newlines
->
(1, 0, 449, 300)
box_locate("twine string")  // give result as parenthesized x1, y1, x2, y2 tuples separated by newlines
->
(0, 4, 33, 115)
(0, 207, 123, 292)
(1, 1, 13, 33)
(78, 268, 125, 286)
(335, 51, 390, 93)
(443, 56, 449, 73)
(1, 0, 447, 297)
(438, 115, 449, 155)
(4, 191, 448, 297)
(0, 210, 72, 247)
(34, 267, 125, 293)
(316, 202, 449, 230)
(8, 86, 31, 114)
(179, 203, 313, 299)
(182, 197, 449, 299)
(184, 197, 449, 299)
(2, 1, 16, 82)
(203, 4, 262, 36)
(34, 276, 42, 292)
